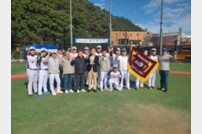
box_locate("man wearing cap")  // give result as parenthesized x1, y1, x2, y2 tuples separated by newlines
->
(111, 48, 121, 70)
(99, 49, 111, 91)
(147, 48, 158, 89)
(119, 48, 130, 90)
(48, 50, 63, 96)
(70, 46, 78, 58)
(37, 48, 51, 98)
(158, 48, 176, 92)
(56, 48, 64, 79)
(83, 47, 90, 85)
(24, 47, 39, 97)
(95, 45, 102, 88)
(108, 64, 122, 91)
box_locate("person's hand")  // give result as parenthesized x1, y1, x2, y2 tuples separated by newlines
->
(48, 52, 51, 55)
(118, 84, 121, 88)
(91, 62, 95, 65)
(86, 55, 89, 59)
(26, 47, 29, 51)
(72, 57, 75, 60)
(62, 58, 64, 63)
(41, 53, 44, 57)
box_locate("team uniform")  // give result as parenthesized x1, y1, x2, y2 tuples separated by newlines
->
(119, 55, 130, 89)
(147, 54, 158, 88)
(24, 48, 39, 96)
(37, 52, 50, 97)
(108, 66, 122, 91)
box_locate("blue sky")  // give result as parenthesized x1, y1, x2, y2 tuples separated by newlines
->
(89, 0, 191, 35)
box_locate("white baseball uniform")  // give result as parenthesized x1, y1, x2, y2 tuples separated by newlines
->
(108, 70, 122, 91)
(119, 55, 130, 89)
(147, 55, 158, 87)
(136, 78, 144, 88)
(37, 55, 49, 95)
(26, 54, 39, 95)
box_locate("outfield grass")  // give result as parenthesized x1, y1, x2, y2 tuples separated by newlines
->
(11, 73, 191, 134)
(11, 63, 26, 74)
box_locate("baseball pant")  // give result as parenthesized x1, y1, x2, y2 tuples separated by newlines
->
(27, 69, 38, 95)
(108, 79, 122, 91)
(121, 70, 130, 89)
(38, 70, 48, 95)
(49, 73, 61, 93)
(88, 68, 97, 90)
(136, 78, 144, 88)
(100, 71, 108, 90)
(148, 70, 157, 87)
(63, 74, 73, 91)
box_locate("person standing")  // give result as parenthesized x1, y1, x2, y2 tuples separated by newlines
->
(83, 47, 90, 85)
(62, 50, 74, 94)
(158, 48, 176, 92)
(37, 48, 51, 98)
(48, 50, 63, 96)
(24, 47, 38, 97)
(99, 49, 111, 91)
(119, 48, 130, 90)
(136, 50, 148, 89)
(70, 46, 78, 88)
(111, 48, 121, 70)
(57, 48, 64, 78)
(87, 48, 99, 92)
(95, 45, 102, 88)
(71, 50, 87, 93)
(147, 48, 158, 89)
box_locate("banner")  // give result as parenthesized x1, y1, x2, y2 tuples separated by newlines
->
(75, 38, 109, 43)
(127, 45, 159, 82)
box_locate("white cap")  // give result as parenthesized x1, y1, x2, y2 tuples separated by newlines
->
(41, 47, 47, 52)
(97, 45, 102, 49)
(116, 48, 120, 51)
(113, 64, 118, 68)
(84, 47, 89, 50)
(29, 47, 36, 51)
(151, 48, 157, 51)
(51, 50, 57, 53)
(72, 46, 77, 50)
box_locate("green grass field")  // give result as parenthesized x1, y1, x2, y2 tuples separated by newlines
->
(11, 63, 191, 134)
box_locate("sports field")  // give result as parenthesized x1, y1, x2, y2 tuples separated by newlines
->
(11, 62, 191, 134)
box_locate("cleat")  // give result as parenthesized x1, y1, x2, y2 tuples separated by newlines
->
(28, 94, 34, 98)
(77, 90, 80, 94)
(81, 89, 86, 92)
(38, 94, 44, 98)
(56, 90, 63, 94)
(52, 92, 56, 96)
(65, 90, 68, 94)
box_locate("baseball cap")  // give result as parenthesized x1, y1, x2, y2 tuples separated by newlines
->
(51, 50, 57, 54)
(122, 48, 126, 52)
(162, 48, 167, 51)
(97, 45, 102, 49)
(72, 46, 77, 50)
(116, 48, 120, 51)
(151, 48, 157, 51)
(41, 47, 47, 52)
(84, 47, 89, 50)
(29, 47, 36, 51)
(113, 64, 118, 68)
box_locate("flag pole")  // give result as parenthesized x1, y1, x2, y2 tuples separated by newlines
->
(159, 0, 164, 55)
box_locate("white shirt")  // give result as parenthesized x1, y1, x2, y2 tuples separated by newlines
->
(149, 55, 158, 60)
(26, 55, 39, 70)
(109, 70, 122, 84)
(70, 53, 78, 58)
(95, 52, 102, 57)
(119, 55, 128, 71)
(83, 53, 89, 58)
(38, 55, 49, 70)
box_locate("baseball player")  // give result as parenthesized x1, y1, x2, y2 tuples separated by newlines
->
(95, 45, 102, 88)
(119, 48, 130, 90)
(56, 48, 64, 78)
(108, 64, 122, 91)
(83, 47, 90, 85)
(136, 50, 148, 89)
(48, 50, 63, 96)
(24, 47, 39, 97)
(147, 48, 158, 89)
(70, 46, 78, 58)
(37, 48, 51, 97)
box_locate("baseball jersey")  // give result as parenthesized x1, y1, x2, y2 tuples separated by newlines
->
(83, 53, 89, 58)
(95, 52, 102, 57)
(149, 55, 158, 60)
(119, 55, 129, 71)
(26, 55, 39, 70)
(38, 55, 49, 70)
(70, 53, 78, 58)
(108, 70, 122, 84)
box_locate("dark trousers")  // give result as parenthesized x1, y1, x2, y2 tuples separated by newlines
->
(159, 70, 169, 90)
(75, 74, 85, 90)
(63, 74, 72, 91)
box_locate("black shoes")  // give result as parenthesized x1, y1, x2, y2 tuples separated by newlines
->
(93, 89, 97, 93)
(28, 94, 34, 98)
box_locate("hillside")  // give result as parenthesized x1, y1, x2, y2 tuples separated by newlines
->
(11, 0, 144, 50)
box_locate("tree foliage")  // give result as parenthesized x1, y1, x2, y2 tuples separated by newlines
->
(11, 0, 144, 50)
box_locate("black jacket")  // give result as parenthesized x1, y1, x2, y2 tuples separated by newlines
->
(71, 56, 87, 74)
(87, 54, 99, 72)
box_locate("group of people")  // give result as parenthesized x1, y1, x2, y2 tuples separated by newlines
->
(24, 45, 174, 98)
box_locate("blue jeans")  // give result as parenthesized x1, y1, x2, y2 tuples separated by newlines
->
(75, 74, 85, 90)
(63, 74, 72, 91)
(159, 70, 169, 90)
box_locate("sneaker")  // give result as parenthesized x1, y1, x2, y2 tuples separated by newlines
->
(38, 94, 44, 98)
(81, 89, 86, 92)
(77, 90, 80, 94)
(161, 88, 165, 91)
(28, 94, 34, 98)
(93, 89, 97, 93)
(127, 87, 131, 90)
(69, 89, 74, 93)
(109, 89, 113, 92)
(104, 88, 109, 91)
(100, 89, 103, 91)
(56, 90, 63, 94)
(65, 90, 69, 94)
(52, 92, 56, 96)
(44, 91, 51, 94)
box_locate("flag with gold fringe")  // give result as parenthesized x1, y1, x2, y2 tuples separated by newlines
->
(127, 45, 159, 82)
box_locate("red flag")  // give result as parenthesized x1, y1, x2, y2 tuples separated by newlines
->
(127, 45, 159, 82)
